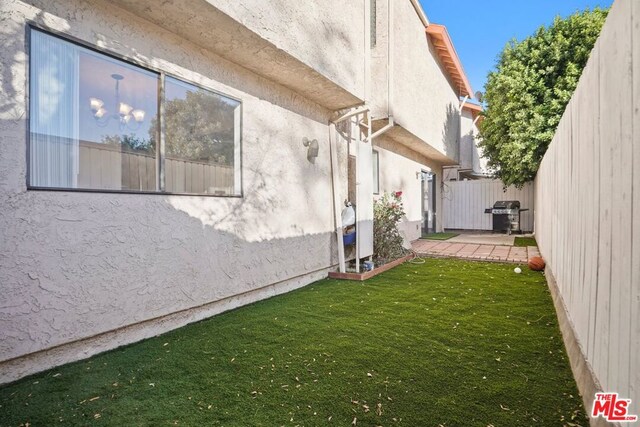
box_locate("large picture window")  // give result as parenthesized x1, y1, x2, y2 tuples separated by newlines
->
(28, 28, 241, 196)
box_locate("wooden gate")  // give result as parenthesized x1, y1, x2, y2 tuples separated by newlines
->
(442, 179, 534, 232)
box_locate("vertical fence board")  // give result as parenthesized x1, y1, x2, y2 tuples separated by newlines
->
(442, 180, 534, 231)
(74, 142, 231, 194)
(534, 0, 637, 403)
(631, 0, 640, 408)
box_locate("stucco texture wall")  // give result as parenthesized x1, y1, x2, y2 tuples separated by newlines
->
(460, 111, 487, 175)
(0, 0, 348, 372)
(374, 134, 444, 242)
(370, 0, 460, 161)
(459, 110, 475, 170)
(210, 0, 366, 101)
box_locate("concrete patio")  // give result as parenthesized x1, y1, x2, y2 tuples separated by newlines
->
(413, 236, 540, 264)
(446, 232, 520, 246)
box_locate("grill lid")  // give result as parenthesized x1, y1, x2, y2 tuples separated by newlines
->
(493, 200, 520, 209)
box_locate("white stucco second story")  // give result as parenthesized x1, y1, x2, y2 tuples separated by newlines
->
(461, 103, 489, 175)
(370, 0, 474, 166)
(110, 0, 367, 110)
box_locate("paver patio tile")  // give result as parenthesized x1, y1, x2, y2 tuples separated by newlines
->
(413, 240, 440, 251)
(473, 245, 495, 256)
(528, 246, 540, 258)
(508, 247, 528, 262)
(489, 246, 510, 260)
(411, 238, 537, 264)
(441, 243, 466, 254)
(431, 242, 452, 251)
(458, 244, 480, 255)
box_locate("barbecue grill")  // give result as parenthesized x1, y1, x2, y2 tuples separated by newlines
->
(484, 200, 528, 234)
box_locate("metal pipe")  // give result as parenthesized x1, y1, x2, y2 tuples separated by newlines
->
(408, 0, 430, 27)
(366, 116, 394, 142)
(328, 122, 346, 273)
(388, 0, 394, 119)
(459, 95, 469, 112)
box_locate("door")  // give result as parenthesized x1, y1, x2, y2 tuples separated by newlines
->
(421, 171, 436, 235)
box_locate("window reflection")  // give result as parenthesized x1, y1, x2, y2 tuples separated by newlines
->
(78, 49, 158, 191)
(29, 29, 242, 196)
(30, 29, 158, 191)
(164, 77, 240, 195)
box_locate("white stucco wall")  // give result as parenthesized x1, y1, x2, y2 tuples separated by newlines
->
(210, 0, 366, 100)
(461, 111, 489, 175)
(446, 110, 488, 179)
(0, 0, 349, 380)
(459, 110, 475, 170)
(108, 0, 366, 110)
(374, 134, 444, 243)
(371, 0, 461, 161)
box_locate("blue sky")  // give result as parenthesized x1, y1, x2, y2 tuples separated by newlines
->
(419, 0, 613, 98)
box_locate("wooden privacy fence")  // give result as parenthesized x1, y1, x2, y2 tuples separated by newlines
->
(442, 179, 534, 232)
(534, 0, 639, 410)
(78, 140, 233, 194)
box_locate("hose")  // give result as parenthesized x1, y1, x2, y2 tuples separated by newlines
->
(407, 250, 427, 264)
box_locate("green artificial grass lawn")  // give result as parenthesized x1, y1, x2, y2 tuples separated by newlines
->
(0, 259, 586, 427)
(421, 232, 459, 241)
(514, 236, 538, 247)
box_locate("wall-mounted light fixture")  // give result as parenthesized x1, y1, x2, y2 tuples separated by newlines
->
(303, 137, 319, 163)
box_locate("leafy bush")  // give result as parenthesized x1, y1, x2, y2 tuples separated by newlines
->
(373, 191, 408, 264)
(480, 8, 608, 187)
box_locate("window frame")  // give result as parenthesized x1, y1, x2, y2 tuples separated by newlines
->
(372, 149, 380, 195)
(25, 23, 243, 198)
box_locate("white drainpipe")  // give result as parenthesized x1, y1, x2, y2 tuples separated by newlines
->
(366, 116, 394, 142)
(387, 0, 394, 120)
(408, 0, 430, 27)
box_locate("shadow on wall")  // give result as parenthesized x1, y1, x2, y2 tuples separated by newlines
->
(0, 3, 351, 367)
(441, 103, 460, 164)
(0, 11, 35, 119)
(0, 121, 343, 364)
(459, 129, 475, 171)
(469, 129, 487, 174)
(0, 195, 339, 363)
(24, 0, 333, 125)
(312, 11, 359, 96)
(167, 135, 333, 243)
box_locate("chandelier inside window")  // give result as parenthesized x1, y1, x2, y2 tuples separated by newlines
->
(89, 74, 145, 129)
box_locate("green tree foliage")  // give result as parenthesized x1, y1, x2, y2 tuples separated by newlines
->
(479, 8, 608, 187)
(102, 134, 155, 153)
(150, 90, 238, 165)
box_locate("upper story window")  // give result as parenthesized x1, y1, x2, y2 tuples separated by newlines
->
(28, 28, 241, 196)
(370, 0, 377, 48)
(372, 149, 379, 194)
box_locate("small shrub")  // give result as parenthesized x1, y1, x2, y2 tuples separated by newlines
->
(373, 191, 408, 265)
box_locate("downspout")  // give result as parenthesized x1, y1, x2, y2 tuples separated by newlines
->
(408, 0, 430, 27)
(366, 116, 394, 142)
(387, 0, 394, 122)
(458, 95, 469, 112)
